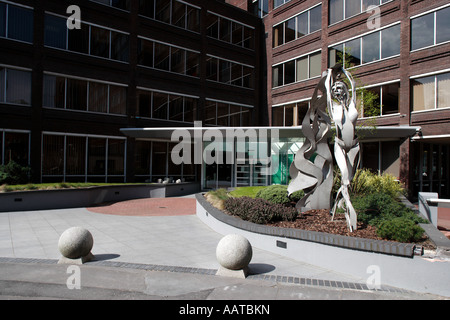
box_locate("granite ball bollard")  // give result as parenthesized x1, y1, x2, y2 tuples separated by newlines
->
(216, 234, 252, 278)
(58, 227, 94, 264)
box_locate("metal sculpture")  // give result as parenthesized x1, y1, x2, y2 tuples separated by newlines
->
(288, 65, 360, 232)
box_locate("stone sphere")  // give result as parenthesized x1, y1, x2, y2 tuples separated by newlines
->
(216, 234, 252, 270)
(58, 227, 93, 259)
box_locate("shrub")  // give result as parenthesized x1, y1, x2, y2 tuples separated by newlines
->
(377, 217, 424, 243)
(0, 161, 30, 185)
(256, 185, 304, 205)
(224, 196, 298, 224)
(205, 188, 230, 210)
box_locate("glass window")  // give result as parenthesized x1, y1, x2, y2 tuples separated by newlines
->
(88, 138, 106, 176)
(345, 38, 361, 67)
(363, 86, 381, 116)
(44, 14, 67, 49)
(437, 73, 450, 109)
(285, 18, 296, 43)
(68, 25, 89, 54)
(309, 52, 322, 78)
(243, 66, 253, 88)
(243, 27, 253, 49)
(66, 136, 86, 176)
(138, 39, 154, 67)
(382, 83, 399, 115)
(272, 65, 283, 87)
(216, 103, 229, 126)
(184, 97, 197, 122)
(411, 13, 434, 51)
(172, 0, 186, 29)
(272, 107, 284, 126)
(66, 78, 87, 111)
(220, 18, 231, 43)
(206, 57, 218, 81)
(111, 32, 129, 62)
(4, 132, 28, 166)
(171, 47, 185, 74)
(0, 3, 5, 37)
(206, 13, 219, 39)
(362, 32, 380, 64)
(90, 26, 110, 59)
(241, 107, 251, 126)
(111, 0, 130, 11)
(43, 75, 65, 108)
(328, 44, 344, 67)
(88, 82, 108, 113)
(135, 140, 151, 176)
(186, 6, 200, 33)
(186, 51, 199, 77)
(204, 101, 217, 126)
(7, 5, 33, 43)
(169, 95, 184, 122)
(284, 104, 294, 126)
(284, 60, 295, 85)
(154, 42, 170, 71)
(219, 60, 231, 84)
(152, 91, 168, 119)
(297, 101, 309, 124)
(381, 24, 400, 58)
(108, 139, 125, 175)
(155, 0, 170, 23)
(232, 23, 243, 46)
(329, 0, 344, 25)
(152, 142, 167, 177)
(0, 67, 4, 102)
(138, 90, 152, 118)
(6, 69, 31, 105)
(231, 64, 243, 87)
(345, 0, 361, 19)
(42, 135, 64, 175)
(436, 7, 450, 45)
(412, 76, 436, 111)
(309, 5, 322, 33)
(362, 0, 379, 11)
(273, 24, 284, 47)
(139, 0, 155, 18)
(109, 85, 126, 114)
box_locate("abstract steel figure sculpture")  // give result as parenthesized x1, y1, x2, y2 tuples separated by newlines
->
(288, 64, 360, 232)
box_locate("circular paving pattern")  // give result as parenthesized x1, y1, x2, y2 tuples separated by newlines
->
(87, 198, 196, 216)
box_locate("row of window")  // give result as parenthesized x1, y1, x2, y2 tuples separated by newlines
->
(44, 13, 129, 62)
(42, 134, 125, 183)
(328, 24, 400, 68)
(137, 89, 198, 123)
(43, 75, 127, 115)
(272, 4, 321, 48)
(411, 5, 450, 51)
(0, 67, 31, 105)
(204, 101, 252, 127)
(206, 12, 254, 50)
(272, 51, 322, 88)
(134, 140, 196, 182)
(138, 38, 199, 77)
(412, 72, 450, 112)
(206, 56, 254, 89)
(329, 0, 392, 25)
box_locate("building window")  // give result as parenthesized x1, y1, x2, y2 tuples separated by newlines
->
(0, 130, 30, 166)
(137, 89, 198, 122)
(44, 13, 129, 63)
(272, 51, 322, 88)
(204, 100, 252, 127)
(272, 101, 309, 126)
(274, 0, 292, 10)
(272, 4, 322, 48)
(328, 24, 400, 68)
(360, 82, 399, 116)
(0, 2, 33, 43)
(253, 0, 269, 18)
(43, 74, 127, 115)
(139, 0, 200, 33)
(412, 72, 450, 112)
(90, 0, 130, 11)
(206, 56, 254, 89)
(329, 0, 392, 25)
(206, 13, 254, 50)
(411, 5, 450, 51)
(0, 67, 32, 106)
(138, 38, 200, 77)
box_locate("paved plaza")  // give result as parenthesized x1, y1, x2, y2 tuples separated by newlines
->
(0, 195, 448, 300)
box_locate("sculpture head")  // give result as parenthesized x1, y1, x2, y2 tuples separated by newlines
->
(331, 81, 349, 105)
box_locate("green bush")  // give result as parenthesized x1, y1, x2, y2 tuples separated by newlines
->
(0, 161, 30, 185)
(255, 185, 304, 205)
(377, 217, 424, 242)
(224, 196, 298, 224)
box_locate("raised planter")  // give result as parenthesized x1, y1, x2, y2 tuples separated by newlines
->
(0, 182, 200, 212)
